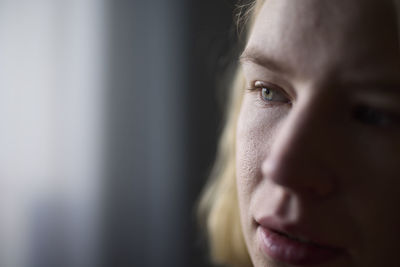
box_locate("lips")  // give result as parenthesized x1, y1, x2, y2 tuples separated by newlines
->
(256, 218, 344, 266)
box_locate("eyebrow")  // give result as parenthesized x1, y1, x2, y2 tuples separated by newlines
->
(239, 48, 292, 74)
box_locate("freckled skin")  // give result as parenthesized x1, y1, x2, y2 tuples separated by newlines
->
(236, 0, 400, 266)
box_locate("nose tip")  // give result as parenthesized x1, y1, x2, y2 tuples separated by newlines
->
(262, 157, 336, 198)
(261, 120, 338, 198)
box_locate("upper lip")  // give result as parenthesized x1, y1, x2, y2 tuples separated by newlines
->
(255, 216, 343, 249)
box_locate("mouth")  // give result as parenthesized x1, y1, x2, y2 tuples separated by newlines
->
(257, 223, 344, 266)
(271, 228, 320, 246)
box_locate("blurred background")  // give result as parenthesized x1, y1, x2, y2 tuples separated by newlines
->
(0, 0, 240, 266)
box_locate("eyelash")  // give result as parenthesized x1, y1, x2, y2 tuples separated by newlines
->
(247, 81, 291, 105)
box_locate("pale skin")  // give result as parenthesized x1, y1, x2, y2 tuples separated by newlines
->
(236, 0, 400, 266)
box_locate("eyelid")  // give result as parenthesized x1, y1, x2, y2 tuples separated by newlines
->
(247, 80, 292, 103)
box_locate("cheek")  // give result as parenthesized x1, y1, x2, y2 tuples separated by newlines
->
(341, 129, 400, 207)
(235, 95, 290, 261)
(345, 135, 400, 248)
(235, 95, 288, 207)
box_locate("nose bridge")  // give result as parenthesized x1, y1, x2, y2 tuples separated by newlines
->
(262, 96, 336, 197)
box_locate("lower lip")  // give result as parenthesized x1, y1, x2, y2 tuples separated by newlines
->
(258, 226, 342, 266)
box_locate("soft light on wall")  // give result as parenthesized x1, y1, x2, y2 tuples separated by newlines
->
(0, 0, 106, 266)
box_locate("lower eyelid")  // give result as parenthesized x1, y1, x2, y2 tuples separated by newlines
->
(261, 88, 290, 103)
(246, 81, 292, 104)
(250, 92, 290, 108)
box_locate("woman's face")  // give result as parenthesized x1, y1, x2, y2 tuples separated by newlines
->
(236, 0, 400, 266)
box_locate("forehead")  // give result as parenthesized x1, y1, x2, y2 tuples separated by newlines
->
(244, 0, 400, 82)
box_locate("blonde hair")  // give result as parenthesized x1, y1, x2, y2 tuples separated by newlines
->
(198, 1, 265, 266)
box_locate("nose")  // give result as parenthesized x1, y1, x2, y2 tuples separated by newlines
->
(261, 97, 338, 198)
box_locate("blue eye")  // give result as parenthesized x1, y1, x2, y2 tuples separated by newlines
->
(253, 81, 290, 104)
(353, 105, 400, 127)
(261, 87, 274, 101)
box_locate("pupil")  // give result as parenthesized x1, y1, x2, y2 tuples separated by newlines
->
(262, 87, 270, 97)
